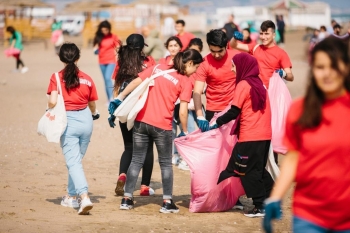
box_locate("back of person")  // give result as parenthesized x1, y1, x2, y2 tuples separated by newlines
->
(144, 30, 164, 61)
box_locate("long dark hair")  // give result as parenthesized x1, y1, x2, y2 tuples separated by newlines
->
(243, 28, 252, 44)
(59, 43, 80, 91)
(93, 20, 111, 46)
(164, 36, 183, 49)
(114, 42, 149, 90)
(6, 26, 15, 34)
(186, 38, 203, 52)
(297, 37, 350, 128)
(173, 49, 203, 75)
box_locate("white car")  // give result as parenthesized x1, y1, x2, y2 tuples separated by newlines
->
(56, 15, 85, 36)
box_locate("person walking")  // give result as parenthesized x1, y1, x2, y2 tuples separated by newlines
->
(6, 26, 28, 73)
(276, 15, 285, 45)
(51, 19, 64, 55)
(223, 14, 240, 41)
(46, 43, 100, 215)
(175, 20, 195, 51)
(264, 37, 350, 233)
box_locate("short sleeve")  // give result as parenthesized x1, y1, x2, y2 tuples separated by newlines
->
(138, 64, 157, 81)
(231, 81, 250, 109)
(248, 43, 257, 55)
(89, 79, 98, 101)
(179, 78, 193, 103)
(113, 34, 120, 48)
(146, 56, 156, 67)
(192, 61, 208, 82)
(280, 50, 292, 69)
(47, 73, 57, 95)
(283, 100, 303, 151)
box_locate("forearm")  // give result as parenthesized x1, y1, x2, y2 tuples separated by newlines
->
(88, 101, 96, 113)
(285, 72, 294, 82)
(229, 38, 249, 52)
(193, 92, 203, 117)
(10, 40, 16, 48)
(216, 105, 241, 126)
(179, 101, 188, 132)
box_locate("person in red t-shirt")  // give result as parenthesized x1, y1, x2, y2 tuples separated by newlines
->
(159, 36, 183, 67)
(93, 20, 120, 102)
(110, 49, 203, 213)
(264, 37, 350, 233)
(46, 43, 99, 215)
(193, 29, 240, 131)
(209, 53, 274, 218)
(108, 34, 156, 197)
(175, 20, 195, 51)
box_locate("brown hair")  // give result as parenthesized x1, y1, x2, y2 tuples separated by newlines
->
(173, 49, 203, 75)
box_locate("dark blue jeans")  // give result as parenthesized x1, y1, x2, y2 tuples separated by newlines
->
(293, 216, 350, 233)
(124, 121, 173, 199)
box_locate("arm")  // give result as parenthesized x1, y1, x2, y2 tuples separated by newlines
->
(229, 38, 249, 52)
(10, 39, 16, 48)
(179, 100, 189, 133)
(216, 105, 241, 126)
(118, 77, 143, 100)
(193, 80, 205, 117)
(48, 91, 58, 109)
(283, 67, 294, 82)
(88, 101, 96, 113)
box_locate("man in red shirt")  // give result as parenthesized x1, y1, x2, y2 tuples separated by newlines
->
(193, 29, 240, 131)
(175, 19, 195, 51)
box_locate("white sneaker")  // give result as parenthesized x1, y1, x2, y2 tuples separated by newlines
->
(21, 67, 28, 74)
(172, 154, 180, 165)
(78, 197, 93, 215)
(178, 160, 190, 171)
(61, 195, 80, 208)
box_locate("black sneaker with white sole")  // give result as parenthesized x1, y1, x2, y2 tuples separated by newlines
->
(244, 207, 265, 218)
(159, 200, 179, 213)
(120, 197, 134, 210)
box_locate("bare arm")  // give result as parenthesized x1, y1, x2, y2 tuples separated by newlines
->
(269, 151, 299, 200)
(179, 101, 189, 132)
(229, 38, 249, 52)
(10, 39, 16, 48)
(284, 67, 294, 82)
(193, 80, 205, 117)
(88, 101, 97, 113)
(118, 77, 143, 99)
(48, 91, 58, 109)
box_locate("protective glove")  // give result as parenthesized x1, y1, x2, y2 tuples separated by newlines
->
(108, 115, 116, 128)
(209, 120, 218, 130)
(197, 116, 209, 132)
(92, 110, 100, 120)
(177, 131, 188, 138)
(233, 31, 244, 41)
(108, 98, 123, 115)
(275, 69, 287, 79)
(94, 48, 99, 55)
(263, 199, 282, 233)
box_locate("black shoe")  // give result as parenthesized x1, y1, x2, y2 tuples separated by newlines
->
(244, 206, 265, 218)
(159, 200, 179, 213)
(232, 199, 244, 210)
(120, 197, 134, 210)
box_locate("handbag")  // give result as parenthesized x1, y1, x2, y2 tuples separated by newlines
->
(37, 73, 67, 143)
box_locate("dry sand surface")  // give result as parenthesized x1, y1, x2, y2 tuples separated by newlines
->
(0, 30, 309, 233)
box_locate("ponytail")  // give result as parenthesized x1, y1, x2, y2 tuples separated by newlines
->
(173, 49, 203, 75)
(59, 43, 81, 91)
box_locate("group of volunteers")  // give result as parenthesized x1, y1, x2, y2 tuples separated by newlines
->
(43, 16, 350, 233)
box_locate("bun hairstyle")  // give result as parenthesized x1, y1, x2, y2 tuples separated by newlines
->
(59, 43, 80, 91)
(173, 49, 203, 75)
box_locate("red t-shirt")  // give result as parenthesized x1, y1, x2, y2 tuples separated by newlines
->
(284, 93, 350, 230)
(232, 81, 271, 142)
(158, 56, 173, 67)
(193, 49, 240, 111)
(135, 64, 193, 130)
(176, 32, 195, 51)
(112, 56, 156, 80)
(248, 44, 292, 89)
(47, 70, 98, 111)
(98, 33, 119, 64)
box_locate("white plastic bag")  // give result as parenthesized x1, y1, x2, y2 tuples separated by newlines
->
(37, 73, 67, 143)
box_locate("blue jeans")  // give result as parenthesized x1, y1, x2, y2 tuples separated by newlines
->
(99, 63, 115, 101)
(60, 107, 93, 196)
(293, 216, 350, 233)
(172, 110, 196, 154)
(124, 121, 173, 199)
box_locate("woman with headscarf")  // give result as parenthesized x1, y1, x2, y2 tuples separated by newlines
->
(209, 53, 274, 218)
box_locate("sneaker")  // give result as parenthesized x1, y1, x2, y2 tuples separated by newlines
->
(178, 160, 190, 171)
(172, 154, 180, 165)
(120, 197, 134, 210)
(12, 69, 19, 73)
(61, 195, 80, 208)
(233, 199, 244, 210)
(140, 185, 155, 196)
(21, 67, 28, 74)
(78, 197, 93, 215)
(244, 207, 265, 218)
(159, 199, 179, 214)
(115, 174, 126, 196)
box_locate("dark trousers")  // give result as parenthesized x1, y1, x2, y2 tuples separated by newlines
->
(218, 140, 274, 207)
(278, 29, 285, 43)
(13, 53, 24, 69)
(119, 121, 153, 186)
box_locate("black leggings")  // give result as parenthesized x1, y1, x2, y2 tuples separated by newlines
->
(205, 110, 220, 122)
(13, 54, 24, 69)
(119, 122, 153, 186)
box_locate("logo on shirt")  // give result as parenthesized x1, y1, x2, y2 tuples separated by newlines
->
(154, 68, 178, 85)
(80, 78, 91, 87)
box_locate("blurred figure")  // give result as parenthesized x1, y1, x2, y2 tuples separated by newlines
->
(175, 20, 195, 51)
(141, 26, 164, 62)
(6, 26, 28, 73)
(241, 28, 256, 47)
(51, 19, 64, 55)
(308, 29, 320, 64)
(276, 15, 285, 44)
(223, 14, 240, 41)
(264, 37, 350, 233)
(159, 36, 183, 66)
(318, 26, 328, 41)
(186, 38, 203, 52)
(333, 23, 342, 36)
(93, 20, 120, 102)
(327, 19, 338, 34)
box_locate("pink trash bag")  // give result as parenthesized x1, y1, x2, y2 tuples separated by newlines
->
(4, 48, 20, 57)
(174, 106, 245, 213)
(51, 30, 62, 43)
(268, 73, 292, 154)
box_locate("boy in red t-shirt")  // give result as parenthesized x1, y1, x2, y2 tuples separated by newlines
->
(175, 19, 195, 51)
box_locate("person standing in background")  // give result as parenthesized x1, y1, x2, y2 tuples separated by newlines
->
(6, 26, 28, 74)
(277, 15, 285, 45)
(141, 25, 164, 62)
(159, 36, 183, 66)
(93, 20, 120, 103)
(223, 14, 240, 41)
(175, 20, 195, 51)
(51, 19, 64, 55)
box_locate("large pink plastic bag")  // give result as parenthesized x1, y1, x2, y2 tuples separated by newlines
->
(268, 73, 292, 154)
(51, 30, 62, 43)
(4, 48, 20, 57)
(174, 107, 245, 213)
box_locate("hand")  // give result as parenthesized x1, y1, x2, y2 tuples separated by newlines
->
(209, 121, 218, 130)
(275, 69, 286, 79)
(177, 131, 188, 138)
(197, 116, 209, 132)
(94, 48, 99, 55)
(108, 98, 123, 115)
(92, 110, 100, 120)
(108, 115, 116, 128)
(263, 199, 282, 233)
(233, 31, 244, 41)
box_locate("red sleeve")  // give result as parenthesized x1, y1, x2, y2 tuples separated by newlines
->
(248, 43, 257, 55)
(89, 79, 98, 101)
(192, 60, 208, 82)
(47, 73, 57, 95)
(113, 34, 120, 48)
(111, 64, 119, 80)
(138, 64, 157, 81)
(283, 100, 303, 150)
(179, 78, 193, 102)
(280, 50, 292, 69)
(231, 81, 249, 109)
(146, 56, 156, 66)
